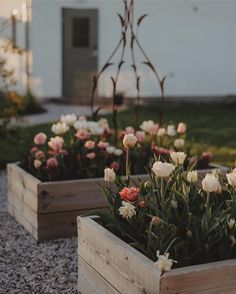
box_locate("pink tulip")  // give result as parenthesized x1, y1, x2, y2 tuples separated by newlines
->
(34, 132, 47, 145)
(35, 150, 45, 160)
(84, 140, 96, 149)
(48, 136, 64, 151)
(86, 152, 96, 159)
(46, 157, 58, 168)
(177, 122, 186, 134)
(75, 129, 89, 140)
(135, 131, 146, 143)
(125, 126, 135, 134)
(97, 141, 109, 149)
(110, 161, 120, 171)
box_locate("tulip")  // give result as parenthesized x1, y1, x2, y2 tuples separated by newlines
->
(34, 133, 47, 145)
(152, 161, 175, 178)
(170, 152, 187, 165)
(104, 168, 116, 182)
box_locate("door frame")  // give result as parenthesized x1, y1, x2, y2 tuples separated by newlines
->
(61, 7, 99, 98)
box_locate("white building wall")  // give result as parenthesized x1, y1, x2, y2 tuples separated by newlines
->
(1, 0, 236, 98)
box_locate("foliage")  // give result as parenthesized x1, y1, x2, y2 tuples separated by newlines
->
(99, 153, 236, 271)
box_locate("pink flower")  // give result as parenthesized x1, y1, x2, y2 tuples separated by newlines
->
(119, 187, 140, 202)
(118, 130, 126, 140)
(153, 146, 170, 156)
(138, 200, 146, 208)
(48, 136, 64, 151)
(150, 124, 159, 136)
(34, 132, 47, 145)
(46, 157, 58, 169)
(84, 140, 96, 149)
(30, 147, 39, 154)
(35, 150, 45, 160)
(125, 126, 135, 134)
(75, 129, 89, 140)
(110, 161, 120, 171)
(177, 122, 186, 134)
(135, 131, 146, 143)
(86, 152, 96, 159)
(97, 141, 109, 149)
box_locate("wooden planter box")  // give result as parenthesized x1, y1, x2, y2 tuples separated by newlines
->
(77, 216, 236, 294)
(7, 163, 109, 241)
(7, 163, 227, 242)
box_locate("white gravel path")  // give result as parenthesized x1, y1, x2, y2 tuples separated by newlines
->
(0, 171, 78, 293)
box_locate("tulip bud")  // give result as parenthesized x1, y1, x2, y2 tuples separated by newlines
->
(123, 134, 137, 149)
(151, 216, 161, 225)
(104, 168, 116, 182)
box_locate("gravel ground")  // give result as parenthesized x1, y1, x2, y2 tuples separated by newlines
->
(0, 171, 78, 294)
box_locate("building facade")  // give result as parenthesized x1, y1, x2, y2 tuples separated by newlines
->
(1, 0, 236, 100)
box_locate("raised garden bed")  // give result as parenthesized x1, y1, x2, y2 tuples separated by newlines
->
(77, 216, 236, 294)
(7, 163, 227, 242)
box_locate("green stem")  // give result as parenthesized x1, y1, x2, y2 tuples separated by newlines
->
(126, 147, 129, 180)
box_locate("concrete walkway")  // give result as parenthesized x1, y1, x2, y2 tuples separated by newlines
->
(10, 103, 114, 127)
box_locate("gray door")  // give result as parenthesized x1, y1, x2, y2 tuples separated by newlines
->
(62, 8, 98, 98)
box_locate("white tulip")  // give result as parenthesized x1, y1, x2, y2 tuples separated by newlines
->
(187, 171, 198, 183)
(98, 118, 109, 129)
(74, 120, 88, 130)
(60, 114, 77, 126)
(119, 201, 136, 219)
(226, 169, 236, 189)
(51, 122, 69, 135)
(174, 139, 185, 149)
(202, 173, 222, 193)
(140, 120, 155, 134)
(123, 134, 137, 149)
(170, 152, 187, 165)
(34, 159, 42, 169)
(228, 218, 236, 229)
(157, 128, 166, 137)
(167, 125, 177, 137)
(104, 168, 116, 182)
(152, 161, 175, 178)
(106, 146, 116, 154)
(154, 251, 177, 272)
(114, 149, 123, 156)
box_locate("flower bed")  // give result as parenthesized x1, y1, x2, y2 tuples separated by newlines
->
(77, 216, 236, 294)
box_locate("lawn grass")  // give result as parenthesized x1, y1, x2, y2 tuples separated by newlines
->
(1, 103, 236, 169)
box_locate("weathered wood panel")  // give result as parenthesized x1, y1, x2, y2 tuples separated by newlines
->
(77, 216, 161, 294)
(78, 258, 119, 294)
(78, 217, 236, 294)
(160, 259, 236, 294)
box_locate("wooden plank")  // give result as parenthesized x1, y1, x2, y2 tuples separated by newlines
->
(8, 190, 38, 229)
(77, 216, 161, 294)
(37, 210, 88, 241)
(38, 178, 108, 214)
(160, 259, 236, 294)
(7, 163, 40, 194)
(8, 202, 38, 240)
(78, 257, 119, 294)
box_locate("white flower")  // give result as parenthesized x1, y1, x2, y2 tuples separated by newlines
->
(60, 114, 77, 126)
(104, 168, 116, 182)
(114, 148, 123, 156)
(187, 171, 198, 183)
(174, 139, 185, 149)
(123, 134, 137, 148)
(154, 251, 177, 272)
(34, 159, 42, 169)
(74, 120, 88, 130)
(226, 169, 236, 189)
(228, 218, 236, 229)
(51, 122, 69, 135)
(140, 120, 155, 134)
(157, 128, 166, 137)
(98, 118, 109, 129)
(106, 146, 116, 154)
(119, 201, 136, 219)
(167, 125, 177, 137)
(170, 152, 187, 165)
(202, 173, 222, 193)
(152, 161, 175, 178)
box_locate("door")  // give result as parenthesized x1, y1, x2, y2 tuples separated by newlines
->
(62, 8, 98, 98)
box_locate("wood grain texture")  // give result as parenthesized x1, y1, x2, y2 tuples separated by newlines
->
(77, 216, 236, 294)
(78, 258, 119, 294)
(160, 259, 236, 294)
(77, 216, 161, 294)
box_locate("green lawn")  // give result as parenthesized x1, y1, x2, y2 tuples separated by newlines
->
(1, 103, 236, 169)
